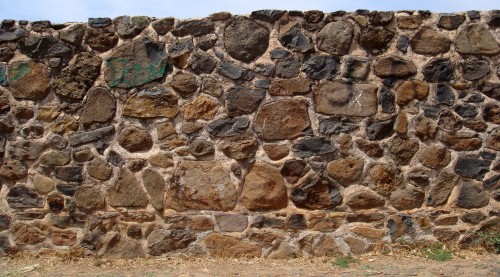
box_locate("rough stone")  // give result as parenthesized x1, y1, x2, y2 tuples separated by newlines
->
(390, 185, 425, 210)
(292, 136, 335, 158)
(204, 233, 261, 258)
(487, 128, 500, 151)
(171, 20, 214, 37)
(280, 159, 309, 184)
(359, 26, 394, 54)
(104, 38, 168, 88)
(275, 56, 302, 78)
(0, 160, 27, 180)
(147, 229, 196, 256)
(374, 55, 417, 78)
(52, 52, 102, 101)
(166, 160, 237, 211)
(317, 21, 353, 55)
(74, 185, 105, 212)
(141, 169, 165, 210)
(395, 80, 429, 106)
(455, 24, 500, 55)
(389, 137, 419, 165)
(98, 232, 145, 258)
(8, 61, 50, 100)
(224, 18, 269, 62)
(251, 10, 286, 22)
(113, 16, 149, 39)
(13, 223, 46, 245)
(108, 170, 149, 207)
(219, 135, 258, 161)
(69, 126, 115, 147)
(462, 58, 490, 80)
(366, 119, 394, 140)
(118, 126, 153, 152)
(327, 156, 364, 185)
(80, 87, 115, 130)
(342, 56, 370, 80)
(418, 144, 451, 169)
(456, 182, 489, 208)
(439, 132, 482, 151)
(87, 158, 113, 181)
(215, 214, 248, 232)
(54, 166, 83, 182)
(52, 230, 77, 246)
(414, 116, 437, 141)
(191, 53, 217, 74)
(438, 109, 463, 133)
(302, 54, 340, 80)
(347, 188, 385, 209)
(171, 73, 198, 96)
(254, 99, 310, 141)
(241, 163, 287, 211)
(483, 103, 500, 124)
(217, 61, 254, 80)
(410, 28, 451, 55)
(181, 95, 219, 120)
(454, 157, 490, 180)
(437, 13, 466, 29)
(18, 35, 73, 65)
(207, 117, 250, 138)
(291, 173, 342, 210)
(152, 17, 175, 35)
(7, 185, 43, 208)
(279, 27, 312, 52)
(423, 58, 454, 83)
(314, 81, 377, 117)
(0, 28, 26, 42)
(33, 174, 55, 194)
(363, 163, 401, 196)
(225, 86, 265, 117)
(356, 139, 384, 157)
(435, 84, 455, 106)
(397, 15, 422, 29)
(123, 87, 178, 118)
(319, 118, 358, 135)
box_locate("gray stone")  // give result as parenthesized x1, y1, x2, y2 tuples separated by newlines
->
(19, 36, 73, 65)
(279, 27, 312, 52)
(454, 157, 490, 180)
(291, 173, 342, 209)
(275, 56, 302, 78)
(207, 117, 250, 137)
(455, 24, 500, 55)
(0, 28, 26, 42)
(74, 185, 105, 212)
(410, 28, 451, 55)
(168, 38, 193, 58)
(225, 86, 265, 116)
(171, 20, 214, 37)
(423, 58, 454, 82)
(104, 38, 168, 88)
(80, 87, 115, 130)
(88, 17, 111, 27)
(302, 54, 340, 80)
(319, 117, 358, 135)
(456, 182, 489, 208)
(191, 53, 217, 74)
(461, 58, 490, 80)
(60, 24, 85, 46)
(317, 21, 353, 55)
(152, 17, 175, 35)
(217, 61, 254, 80)
(142, 169, 165, 210)
(189, 139, 214, 157)
(8, 140, 46, 160)
(435, 84, 455, 105)
(292, 136, 335, 158)
(224, 18, 269, 62)
(7, 185, 43, 208)
(108, 170, 149, 207)
(366, 119, 394, 140)
(250, 10, 286, 21)
(69, 126, 115, 146)
(55, 166, 83, 182)
(113, 16, 149, 39)
(215, 214, 248, 232)
(147, 229, 196, 256)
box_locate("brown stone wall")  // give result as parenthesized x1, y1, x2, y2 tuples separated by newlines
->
(0, 10, 499, 258)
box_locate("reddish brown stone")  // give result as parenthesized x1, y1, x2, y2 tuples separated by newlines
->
(347, 187, 385, 209)
(414, 116, 437, 141)
(389, 185, 425, 210)
(395, 80, 429, 106)
(269, 78, 311, 96)
(439, 132, 482, 151)
(326, 156, 364, 185)
(51, 230, 77, 246)
(181, 95, 219, 120)
(263, 143, 289, 160)
(241, 163, 287, 211)
(356, 139, 383, 157)
(418, 144, 451, 169)
(314, 81, 377, 117)
(363, 164, 401, 196)
(204, 233, 261, 258)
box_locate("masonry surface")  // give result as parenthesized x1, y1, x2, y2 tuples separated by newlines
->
(0, 9, 498, 258)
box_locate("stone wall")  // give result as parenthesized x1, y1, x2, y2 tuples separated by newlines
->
(0, 9, 499, 258)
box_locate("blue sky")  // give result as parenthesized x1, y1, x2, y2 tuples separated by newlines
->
(1, 0, 498, 23)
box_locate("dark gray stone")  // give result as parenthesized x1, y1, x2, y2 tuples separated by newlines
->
(488, 10, 500, 26)
(288, 214, 306, 230)
(250, 215, 285, 228)
(0, 63, 7, 86)
(19, 36, 73, 65)
(380, 87, 395, 113)
(275, 56, 301, 78)
(270, 48, 291, 59)
(279, 27, 312, 52)
(152, 17, 175, 35)
(0, 215, 10, 231)
(191, 53, 217, 74)
(292, 136, 336, 158)
(113, 16, 149, 39)
(207, 117, 250, 137)
(224, 18, 269, 62)
(454, 157, 490, 180)
(456, 182, 489, 208)
(7, 185, 44, 208)
(461, 58, 490, 80)
(422, 105, 442, 118)
(291, 174, 342, 210)
(147, 229, 196, 256)
(108, 150, 125, 167)
(218, 61, 254, 80)
(251, 10, 286, 21)
(171, 20, 214, 37)
(461, 212, 487, 224)
(196, 36, 217, 51)
(225, 86, 265, 116)
(69, 126, 115, 146)
(302, 54, 339, 80)
(454, 104, 478, 118)
(436, 84, 455, 105)
(423, 58, 454, 82)
(55, 166, 83, 182)
(397, 35, 409, 52)
(359, 26, 394, 54)
(467, 10, 480, 20)
(366, 119, 394, 140)
(168, 38, 193, 58)
(88, 17, 111, 28)
(0, 28, 27, 42)
(319, 117, 358, 135)
(255, 63, 274, 76)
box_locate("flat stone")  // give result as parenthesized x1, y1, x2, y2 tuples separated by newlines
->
(319, 117, 359, 135)
(350, 226, 386, 239)
(217, 61, 253, 80)
(215, 214, 248, 232)
(104, 38, 168, 88)
(142, 169, 165, 210)
(149, 152, 174, 168)
(327, 156, 364, 185)
(69, 126, 115, 146)
(418, 144, 451, 169)
(292, 136, 335, 158)
(52, 52, 102, 101)
(456, 182, 489, 208)
(397, 15, 422, 29)
(98, 232, 145, 258)
(316, 21, 354, 55)
(8, 140, 46, 160)
(455, 24, 500, 55)
(118, 126, 153, 152)
(269, 78, 310, 96)
(225, 86, 265, 116)
(33, 174, 55, 194)
(189, 139, 214, 157)
(207, 117, 250, 137)
(224, 18, 269, 62)
(314, 81, 377, 117)
(108, 170, 149, 207)
(0, 28, 26, 42)
(363, 163, 401, 196)
(388, 137, 419, 165)
(74, 185, 105, 212)
(302, 54, 340, 80)
(181, 95, 219, 120)
(390, 185, 425, 210)
(250, 215, 286, 229)
(279, 27, 312, 52)
(347, 188, 385, 209)
(359, 26, 394, 54)
(241, 163, 287, 211)
(454, 157, 490, 180)
(123, 87, 179, 119)
(423, 58, 454, 82)
(374, 55, 416, 78)
(204, 233, 261, 258)
(356, 139, 383, 157)
(147, 229, 196, 256)
(437, 13, 466, 30)
(219, 135, 258, 161)
(254, 99, 310, 141)
(461, 58, 490, 80)
(85, 25, 118, 52)
(291, 173, 342, 210)
(80, 87, 115, 130)
(166, 160, 237, 211)
(54, 166, 83, 182)
(461, 212, 487, 224)
(410, 28, 451, 55)
(165, 215, 214, 231)
(171, 73, 198, 96)
(113, 16, 149, 39)
(275, 56, 302, 78)
(60, 24, 85, 46)
(171, 20, 214, 37)
(366, 119, 394, 140)
(7, 185, 43, 208)
(51, 230, 77, 246)
(263, 143, 289, 161)
(88, 17, 111, 27)
(342, 56, 370, 80)
(13, 223, 46, 245)
(435, 84, 455, 105)
(152, 17, 175, 35)
(251, 10, 286, 21)
(87, 158, 113, 181)
(439, 132, 482, 151)
(8, 61, 50, 100)
(210, 12, 232, 21)
(202, 77, 223, 97)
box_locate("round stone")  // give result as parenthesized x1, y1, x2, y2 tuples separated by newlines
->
(317, 21, 354, 55)
(224, 18, 269, 62)
(118, 126, 153, 152)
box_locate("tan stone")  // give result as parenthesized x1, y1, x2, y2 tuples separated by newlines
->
(74, 185, 106, 212)
(181, 95, 219, 120)
(396, 80, 429, 106)
(156, 122, 176, 140)
(439, 132, 482, 151)
(394, 112, 408, 136)
(240, 163, 287, 211)
(108, 170, 149, 207)
(269, 78, 311, 96)
(263, 143, 289, 160)
(326, 156, 364, 185)
(204, 233, 261, 258)
(314, 81, 377, 117)
(165, 160, 237, 211)
(350, 226, 386, 239)
(51, 116, 78, 134)
(410, 28, 451, 55)
(37, 105, 60, 122)
(418, 144, 451, 169)
(149, 152, 174, 168)
(87, 158, 113, 180)
(397, 15, 422, 29)
(33, 174, 55, 194)
(123, 88, 179, 118)
(347, 188, 385, 209)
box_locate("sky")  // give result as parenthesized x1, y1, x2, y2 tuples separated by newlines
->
(0, 0, 498, 23)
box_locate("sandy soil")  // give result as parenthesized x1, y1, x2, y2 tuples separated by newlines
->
(0, 250, 498, 277)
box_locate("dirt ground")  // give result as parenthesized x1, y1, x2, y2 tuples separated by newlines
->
(0, 250, 498, 277)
